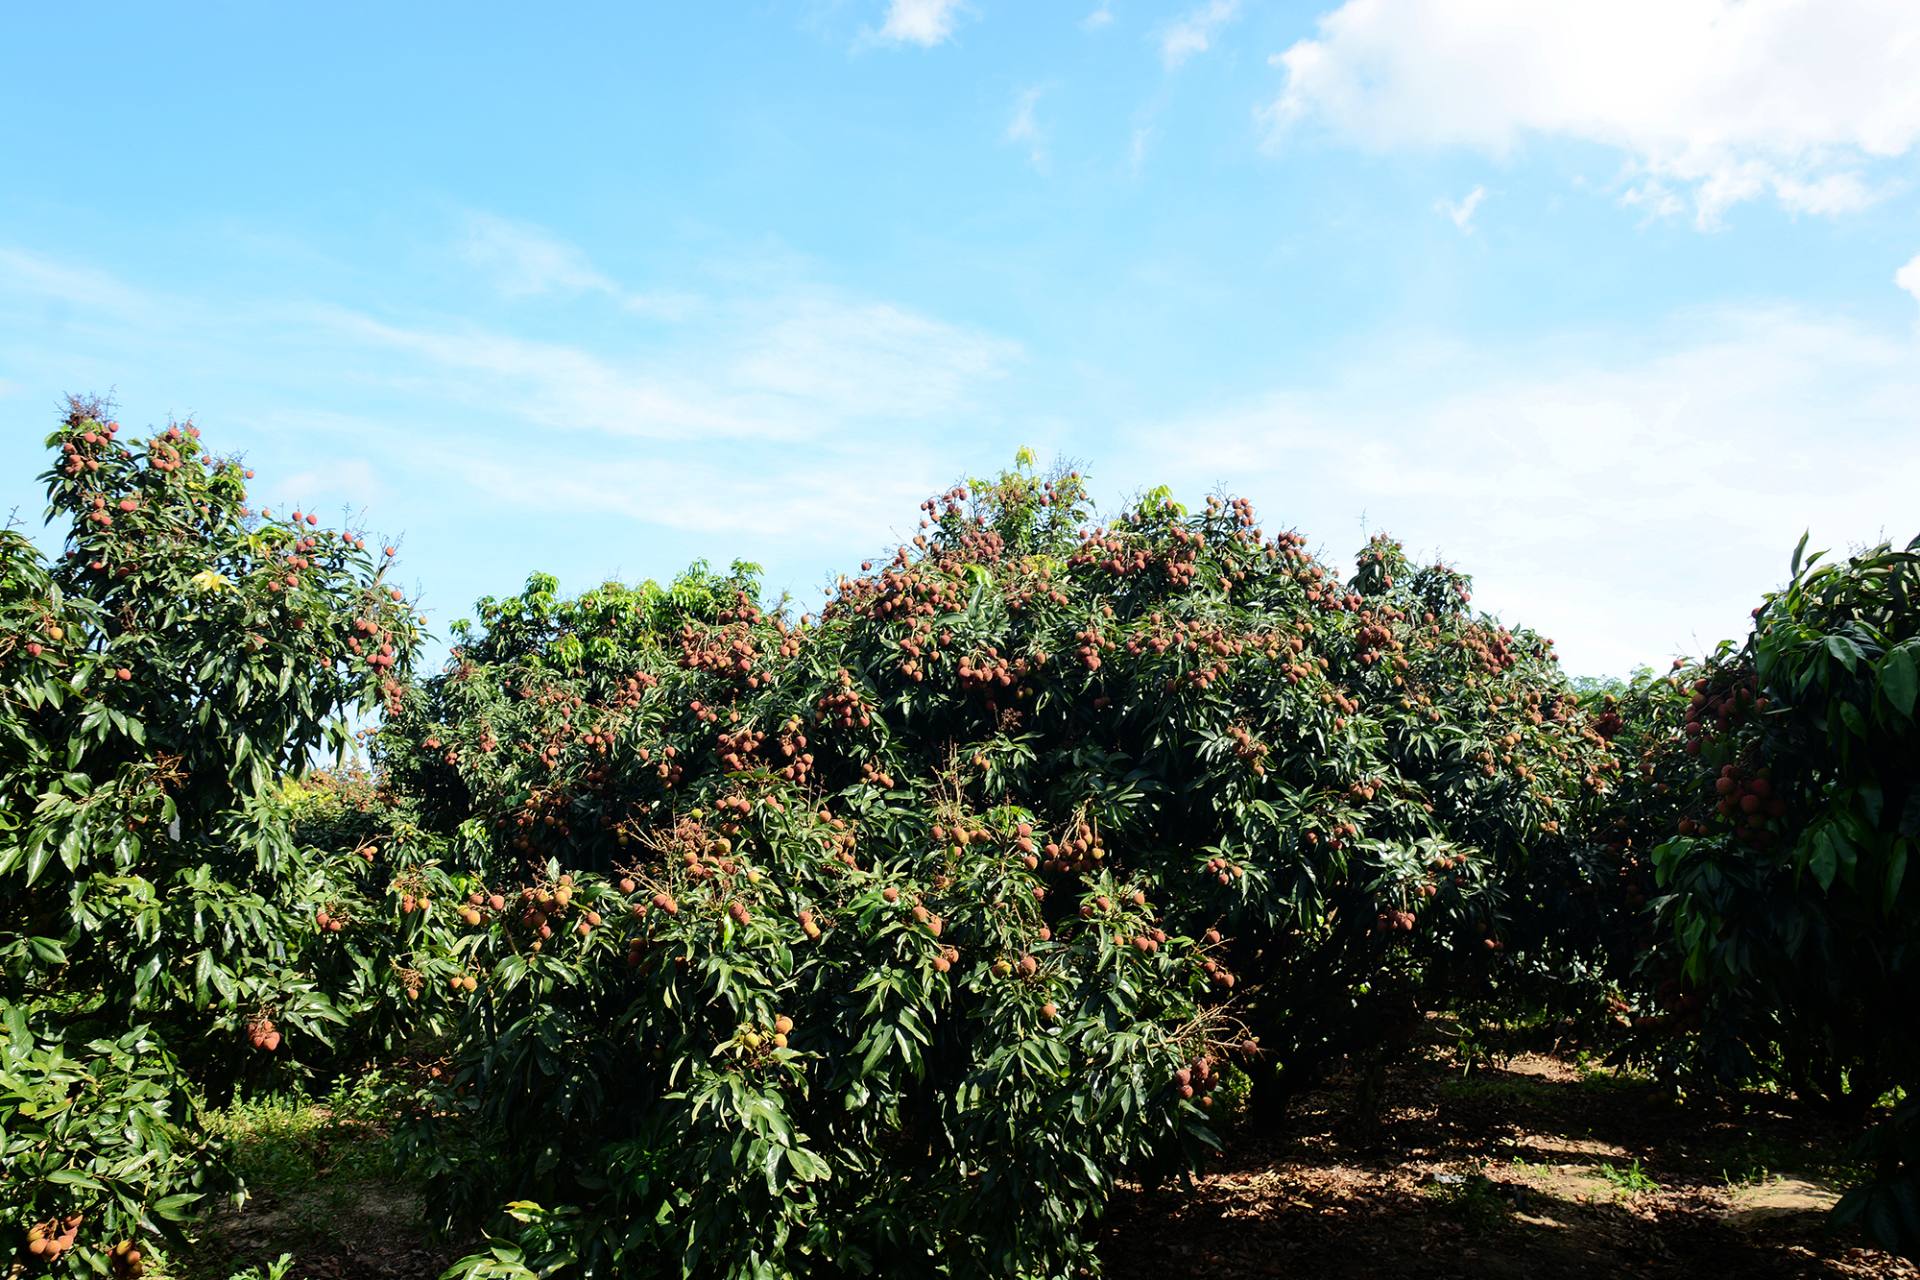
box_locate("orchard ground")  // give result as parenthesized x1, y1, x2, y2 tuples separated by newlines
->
(177, 1029, 1912, 1280)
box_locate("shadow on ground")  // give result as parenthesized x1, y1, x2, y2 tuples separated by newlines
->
(1100, 1046, 1912, 1280)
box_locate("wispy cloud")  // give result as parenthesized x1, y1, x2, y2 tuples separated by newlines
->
(328, 312, 785, 442)
(1128, 123, 1155, 175)
(1128, 306, 1920, 674)
(729, 296, 1021, 423)
(0, 247, 165, 322)
(1898, 253, 1920, 304)
(1262, 0, 1920, 227)
(450, 446, 946, 550)
(323, 283, 1018, 448)
(1161, 0, 1239, 70)
(1435, 185, 1487, 233)
(868, 0, 969, 48)
(460, 213, 615, 298)
(1082, 2, 1114, 31)
(1006, 86, 1049, 171)
(458, 213, 693, 318)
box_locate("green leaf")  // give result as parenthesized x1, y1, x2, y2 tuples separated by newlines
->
(152, 1191, 200, 1220)
(1882, 644, 1918, 718)
(1808, 831, 1840, 892)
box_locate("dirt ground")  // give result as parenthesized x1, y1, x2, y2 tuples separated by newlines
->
(1100, 1046, 1914, 1280)
(191, 1043, 1913, 1279)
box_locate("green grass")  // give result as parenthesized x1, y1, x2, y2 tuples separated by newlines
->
(1568, 1050, 1652, 1089)
(1423, 1172, 1512, 1231)
(1701, 1133, 1870, 1191)
(174, 1071, 438, 1279)
(1436, 1074, 1558, 1106)
(203, 1070, 411, 1197)
(1594, 1158, 1660, 1196)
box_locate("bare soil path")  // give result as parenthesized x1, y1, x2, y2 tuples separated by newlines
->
(1100, 1048, 1913, 1280)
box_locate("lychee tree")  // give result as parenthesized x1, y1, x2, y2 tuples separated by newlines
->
(1, 399, 429, 1063)
(381, 457, 1618, 1277)
(0, 1005, 210, 1277)
(0, 401, 440, 1272)
(1637, 535, 1920, 1257)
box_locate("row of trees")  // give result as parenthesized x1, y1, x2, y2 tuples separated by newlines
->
(1, 405, 1914, 1275)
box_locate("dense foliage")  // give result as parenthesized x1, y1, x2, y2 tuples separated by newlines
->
(0, 401, 441, 1272)
(1631, 536, 1920, 1253)
(3, 408, 1915, 1274)
(373, 461, 1621, 1275)
(0, 1006, 208, 1273)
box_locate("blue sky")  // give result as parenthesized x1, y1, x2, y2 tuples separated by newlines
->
(4, 1, 1918, 676)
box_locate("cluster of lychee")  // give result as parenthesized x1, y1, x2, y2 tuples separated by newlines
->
(24, 1215, 83, 1260)
(347, 615, 401, 670)
(509, 875, 601, 952)
(1374, 908, 1418, 936)
(608, 669, 660, 710)
(108, 1237, 147, 1277)
(58, 418, 120, 477)
(1699, 760, 1784, 846)
(815, 670, 872, 730)
(1199, 856, 1244, 887)
(728, 1014, 796, 1061)
(1197, 929, 1236, 989)
(245, 1012, 282, 1052)
(1073, 623, 1114, 672)
(677, 620, 761, 682)
(1041, 820, 1105, 874)
(880, 884, 947, 939)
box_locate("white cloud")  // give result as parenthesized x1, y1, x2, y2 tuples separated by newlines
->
(871, 0, 968, 47)
(1129, 124, 1154, 174)
(0, 247, 164, 322)
(1, 230, 1019, 456)
(1898, 253, 1920, 303)
(461, 213, 615, 299)
(326, 285, 1018, 447)
(276, 457, 389, 516)
(1006, 86, 1049, 170)
(1083, 3, 1114, 31)
(1161, 0, 1239, 69)
(728, 297, 1021, 423)
(1436, 185, 1487, 232)
(451, 448, 943, 549)
(459, 213, 692, 318)
(1128, 306, 1920, 675)
(1263, 0, 1920, 226)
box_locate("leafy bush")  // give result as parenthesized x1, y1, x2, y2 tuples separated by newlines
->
(0, 399, 428, 1082)
(379, 460, 1618, 1275)
(1627, 535, 1919, 1253)
(1, 403, 450, 1269)
(0, 1005, 209, 1275)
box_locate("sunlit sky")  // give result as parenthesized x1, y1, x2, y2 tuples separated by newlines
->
(5, 1, 1919, 676)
